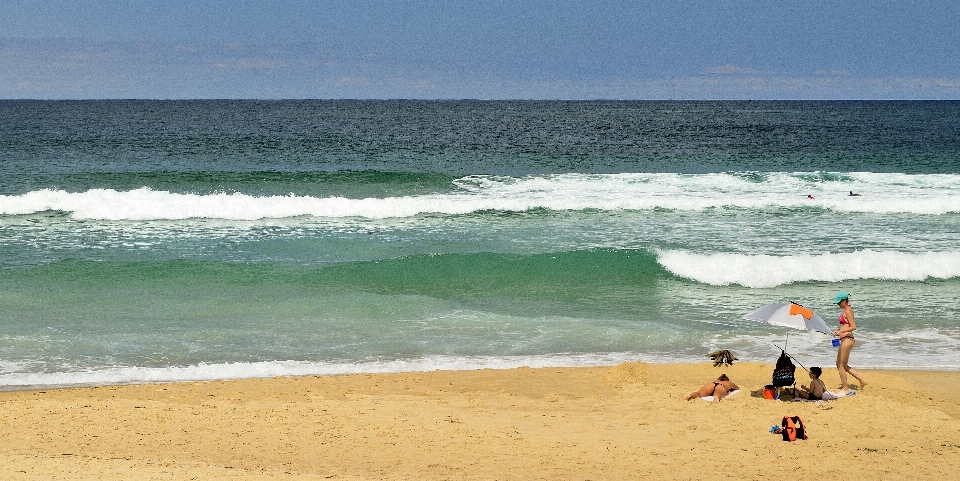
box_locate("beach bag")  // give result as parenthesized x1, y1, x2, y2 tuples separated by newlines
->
(772, 351, 796, 387)
(781, 415, 807, 441)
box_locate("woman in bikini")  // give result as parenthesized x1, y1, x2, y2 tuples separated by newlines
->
(833, 292, 867, 391)
(681, 374, 739, 402)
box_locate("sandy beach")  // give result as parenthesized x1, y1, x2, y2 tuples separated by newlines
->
(1, 362, 958, 480)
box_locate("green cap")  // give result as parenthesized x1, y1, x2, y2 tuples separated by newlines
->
(833, 292, 850, 304)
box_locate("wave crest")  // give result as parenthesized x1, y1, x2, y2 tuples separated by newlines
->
(657, 249, 960, 288)
(4, 172, 960, 220)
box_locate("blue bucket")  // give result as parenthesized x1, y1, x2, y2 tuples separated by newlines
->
(832, 338, 840, 347)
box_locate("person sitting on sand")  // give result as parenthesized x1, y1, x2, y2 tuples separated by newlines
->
(797, 366, 827, 400)
(681, 374, 739, 402)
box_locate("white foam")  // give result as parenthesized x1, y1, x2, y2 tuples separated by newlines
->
(4, 172, 960, 220)
(713, 329, 960, 371)
(657, 249, 960, 287)
(3, 332, 955, 391)
(0, 353, 665, 390)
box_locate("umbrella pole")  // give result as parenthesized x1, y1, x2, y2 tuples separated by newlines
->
(773, 342, 809, 373)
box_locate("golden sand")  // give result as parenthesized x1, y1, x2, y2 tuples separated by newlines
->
(1, 362, 958, 480)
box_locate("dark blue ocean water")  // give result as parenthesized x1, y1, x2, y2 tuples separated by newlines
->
(2, 100, 959, 388)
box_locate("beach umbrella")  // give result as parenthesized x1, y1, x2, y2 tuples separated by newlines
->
(743, 302, 833, 335)
(744, 301, 831, 382)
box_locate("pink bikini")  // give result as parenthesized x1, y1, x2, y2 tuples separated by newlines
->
(838, 315, 854, 341)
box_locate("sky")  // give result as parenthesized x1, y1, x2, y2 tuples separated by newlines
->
(1, 0, 958, 100)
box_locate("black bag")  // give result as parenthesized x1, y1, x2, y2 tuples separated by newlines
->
(772, 350, 796, 387)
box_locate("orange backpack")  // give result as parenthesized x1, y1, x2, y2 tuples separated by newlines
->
(781, 415, 807, 441)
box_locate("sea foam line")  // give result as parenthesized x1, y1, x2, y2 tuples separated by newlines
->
(658, 249, 960, 288)
(3, 172, 960, 220)
(0, 353, 657, 390)
(3, 333, 956, 390)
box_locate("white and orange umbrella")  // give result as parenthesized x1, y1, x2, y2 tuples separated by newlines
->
(743, 301, 832, 335)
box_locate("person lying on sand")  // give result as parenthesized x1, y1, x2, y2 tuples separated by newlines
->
(681, 374, 739, 402)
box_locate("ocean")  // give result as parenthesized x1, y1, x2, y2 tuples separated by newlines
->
(1, 100, 959, 389)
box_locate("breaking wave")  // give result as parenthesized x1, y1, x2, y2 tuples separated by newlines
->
(658, 249, 960, 288)
(4, 172, 960, 220)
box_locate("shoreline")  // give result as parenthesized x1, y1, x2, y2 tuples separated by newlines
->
(2, 362, 958, 480)
(4, 358, 958, 393)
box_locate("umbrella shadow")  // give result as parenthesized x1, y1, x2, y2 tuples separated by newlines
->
(749, 386, 798, 399)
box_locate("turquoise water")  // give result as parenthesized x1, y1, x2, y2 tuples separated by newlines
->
(2, 100, 959, 388)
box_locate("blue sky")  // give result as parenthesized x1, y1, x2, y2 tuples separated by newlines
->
(1, 1, 958, 99)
